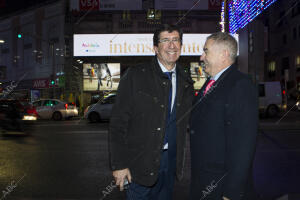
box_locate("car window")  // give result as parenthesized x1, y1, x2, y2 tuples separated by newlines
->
(33, 101, 42, 107)
(259, 84, 265, 97)
(43, 100, 58, 107)
(103, 96, 116, 104)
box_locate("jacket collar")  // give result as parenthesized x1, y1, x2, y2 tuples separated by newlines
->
(196, 64, 237, 98)
(151, 56, 193, 84)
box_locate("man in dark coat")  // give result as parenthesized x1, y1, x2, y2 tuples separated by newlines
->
(109, 24, 194, 200)
(190, 32, 258, 200)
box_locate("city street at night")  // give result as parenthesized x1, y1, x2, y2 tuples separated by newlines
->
(1, 0, 300, 199)
(1, 111, 300, 200)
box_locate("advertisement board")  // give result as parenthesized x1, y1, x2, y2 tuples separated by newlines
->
(154, 0, 221, 10)
(74, 34, 239, 57)
(190, 62, 207, 90)
(83, 63, 120, 91)
(70, 0, 143, 11)
(33, 79, 50, 89)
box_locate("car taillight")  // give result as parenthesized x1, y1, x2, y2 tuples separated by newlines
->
(26, 106, 38, 116)
(65, 104, 68, 109)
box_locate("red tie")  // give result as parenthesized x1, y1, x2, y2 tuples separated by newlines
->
(203, 79, 215, 95)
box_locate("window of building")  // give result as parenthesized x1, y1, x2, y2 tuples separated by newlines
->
(1, 48, 9, 54)
(293, 27, 297, 40)
(268, 61, 276, 77)
(296, 55, 300, 71)
(278, 11, 285, 27)
(282, 34, 287, 45)
(147, 9, 161, 22)
(292, 2, 300, 17)
(281, 57, 290, 75)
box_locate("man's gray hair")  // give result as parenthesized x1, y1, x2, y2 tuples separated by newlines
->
(207, 32, 238, 62)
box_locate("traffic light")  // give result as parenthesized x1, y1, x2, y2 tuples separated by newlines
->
(17, 33, 22, 39)
(50, 80, 55, 85)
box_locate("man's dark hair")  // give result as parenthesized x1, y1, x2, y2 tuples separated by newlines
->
(153, 24, 183, 47)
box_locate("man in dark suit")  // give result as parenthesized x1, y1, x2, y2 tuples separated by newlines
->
(109, 24, 194, 200)
(190, 32, 258, 200)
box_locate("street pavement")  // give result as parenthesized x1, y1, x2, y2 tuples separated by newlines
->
(0, 110, 299, 200)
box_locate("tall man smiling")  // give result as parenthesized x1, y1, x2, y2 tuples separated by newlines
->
(190, 32, 258, 200)
(109, 24, 194, 200)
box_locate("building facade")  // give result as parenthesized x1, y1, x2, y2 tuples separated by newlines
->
(264, 0, 300, 97)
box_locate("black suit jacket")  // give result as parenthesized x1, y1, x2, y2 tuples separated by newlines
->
(109, 58, 194, 186)
(190, 66, 258, 200)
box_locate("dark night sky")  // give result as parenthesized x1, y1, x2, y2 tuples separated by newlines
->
(0, 0, 59, 18)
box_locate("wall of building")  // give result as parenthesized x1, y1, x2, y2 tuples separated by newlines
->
(265, 0, 300, 95)
(0, 0, 66, 99)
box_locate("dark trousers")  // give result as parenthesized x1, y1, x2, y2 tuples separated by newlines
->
(126, 150, 176, 200)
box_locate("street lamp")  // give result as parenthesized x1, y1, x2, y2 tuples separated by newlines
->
(0, 40, 4, 43)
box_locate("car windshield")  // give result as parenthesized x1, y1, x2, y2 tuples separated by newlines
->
(43, 100, 59, 106)
(102, 95, 116, 104)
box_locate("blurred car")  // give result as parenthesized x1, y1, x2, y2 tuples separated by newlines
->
(84, 94, 116, 122)
(32, 99, 78, 120)
(0, 99, 37, 134)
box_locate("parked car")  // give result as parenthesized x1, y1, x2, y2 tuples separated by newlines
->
(32, 99, 78, 120)
(0, 99, 37, 134)
(84, 94, 116, 122)
(259, 81, 283, 117)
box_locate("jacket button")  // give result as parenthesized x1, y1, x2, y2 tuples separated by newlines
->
(163, 82, 166, 85)
(160, 105, 164, 108)
(150, 172, 154, 176)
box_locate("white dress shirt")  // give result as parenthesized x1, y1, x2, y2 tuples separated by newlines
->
(157, 58, 177, 150)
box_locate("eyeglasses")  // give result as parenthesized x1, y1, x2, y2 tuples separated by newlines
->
(158, 38, 181, 45)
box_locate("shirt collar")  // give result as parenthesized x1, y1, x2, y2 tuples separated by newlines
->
(157, 58, 176, 74)
(211, 65, 231, 81)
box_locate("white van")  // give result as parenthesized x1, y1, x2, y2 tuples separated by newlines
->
(259, 82, 283, 117)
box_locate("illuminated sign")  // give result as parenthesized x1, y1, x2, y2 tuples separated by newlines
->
(229, 0, 278, 34)
(70, 0, 142, 11)
(74, 34, 239, 56)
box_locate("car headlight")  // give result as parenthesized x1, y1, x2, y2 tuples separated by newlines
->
(22, 115, 37, 121)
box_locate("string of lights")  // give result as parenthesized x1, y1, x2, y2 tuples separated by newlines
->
(228, 0, 278, 34)
(220, 1, 226, 32)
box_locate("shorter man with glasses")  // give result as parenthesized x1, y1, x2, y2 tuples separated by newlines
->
(109, 24, 194, 200)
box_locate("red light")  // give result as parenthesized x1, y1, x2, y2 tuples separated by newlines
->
(64, 104, 68, 109)
(195, 91, 199, 96)
(282, 90, 286, 95)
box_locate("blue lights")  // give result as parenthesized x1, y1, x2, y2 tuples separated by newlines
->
(229, 0, 278, 34)
(220, 1, 226, 32)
